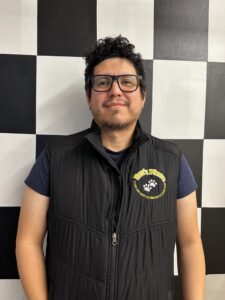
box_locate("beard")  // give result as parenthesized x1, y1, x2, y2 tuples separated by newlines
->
(101, 120, 132, 130)
(94, 110, 138, 130)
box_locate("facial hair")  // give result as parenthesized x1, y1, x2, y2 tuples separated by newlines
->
(90, 99, 143, 131)
(94, 109, 137, 130)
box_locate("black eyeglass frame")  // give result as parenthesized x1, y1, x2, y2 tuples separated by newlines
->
(89, 74, 143, 92)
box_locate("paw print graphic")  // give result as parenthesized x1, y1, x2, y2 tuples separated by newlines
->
(143, 179, 157, 192)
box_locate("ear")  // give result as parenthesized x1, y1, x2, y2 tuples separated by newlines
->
(141, 92, 146, 108)
(86, 90, 91, 109)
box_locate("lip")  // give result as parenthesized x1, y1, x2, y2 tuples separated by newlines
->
(105, 102, 126, 107)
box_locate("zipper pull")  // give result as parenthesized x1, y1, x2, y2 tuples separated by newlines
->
(112, 232, 118, 246)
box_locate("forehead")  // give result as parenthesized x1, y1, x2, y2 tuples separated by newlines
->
(93, 57, 137, 75)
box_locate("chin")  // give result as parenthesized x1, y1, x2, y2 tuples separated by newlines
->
(99, 119, 136, 130)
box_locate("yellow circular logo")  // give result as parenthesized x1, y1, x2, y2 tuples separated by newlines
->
(133, 168, 166, 199)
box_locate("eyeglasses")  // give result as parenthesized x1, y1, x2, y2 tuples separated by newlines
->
(89, 75, 142, 92)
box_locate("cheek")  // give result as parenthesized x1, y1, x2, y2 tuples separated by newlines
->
(90, 93, 106, 105)
(129, 97, 143, 110)
(89, 99, 104, 112)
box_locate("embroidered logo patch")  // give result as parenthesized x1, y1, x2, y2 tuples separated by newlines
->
(133, 168, 166, 199)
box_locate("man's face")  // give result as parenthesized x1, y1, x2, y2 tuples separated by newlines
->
(87, 57, 146, 130)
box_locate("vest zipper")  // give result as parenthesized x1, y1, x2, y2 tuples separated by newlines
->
(108, 161, 129, 300)
(109, 170, 125, 300)
(108, 174, 121, 300)
(112, 232, 118, 246)
(109, 229, 118, 300)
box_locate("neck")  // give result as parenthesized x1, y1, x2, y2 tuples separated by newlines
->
(100, 122, 137, 152)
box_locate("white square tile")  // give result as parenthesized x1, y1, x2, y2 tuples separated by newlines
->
(208, 0, 225, 62)
(0, 134, 35, 206)
(198, 208, 202, 234)
(36, 56, 92, 135)
(151, 60, 207, 139)
(202, 140, 225, 207)
(174, 244, 178, 276)
(0, 0, 37, 55)
(0, 280, 26, 300)
(174, 207, 201, 275)
(205, 274, 225, 300)
(97, 0, 154, 59)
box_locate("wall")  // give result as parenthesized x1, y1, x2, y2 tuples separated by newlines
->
(0, 0, 225, 299)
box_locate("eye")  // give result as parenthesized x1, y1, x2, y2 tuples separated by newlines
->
(120, 76, 136, 87)
(95, 77, 111, 87)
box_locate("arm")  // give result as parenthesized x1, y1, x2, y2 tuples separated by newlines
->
(176, 191, 205, 300)
(16, 186, 50, 300)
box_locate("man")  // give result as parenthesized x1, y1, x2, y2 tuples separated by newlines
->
(16, 36, 205, 300)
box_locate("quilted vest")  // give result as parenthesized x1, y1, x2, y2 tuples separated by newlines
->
(45, 121, 181, 300)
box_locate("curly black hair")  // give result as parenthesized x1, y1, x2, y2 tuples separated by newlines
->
(84, 35, 146, 99)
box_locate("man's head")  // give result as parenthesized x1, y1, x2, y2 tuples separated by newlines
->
(84, 35, 146, 99)
(84, 35, 146, 131)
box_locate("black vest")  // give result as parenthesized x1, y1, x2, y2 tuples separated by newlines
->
(45, 121, 181, 300)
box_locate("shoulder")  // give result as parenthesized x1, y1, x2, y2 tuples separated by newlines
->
(46, 128, 92, 154)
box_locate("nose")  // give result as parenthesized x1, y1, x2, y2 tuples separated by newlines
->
(109, 79, 122, 97)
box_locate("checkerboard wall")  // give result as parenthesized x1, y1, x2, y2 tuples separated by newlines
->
(0, 0, 225, 299)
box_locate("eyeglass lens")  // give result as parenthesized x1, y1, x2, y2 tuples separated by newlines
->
(92, 75, 139, 92)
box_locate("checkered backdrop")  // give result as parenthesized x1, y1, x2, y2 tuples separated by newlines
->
(0, 0, 225, 299)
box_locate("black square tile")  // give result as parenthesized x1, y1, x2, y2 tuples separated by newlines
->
(0, 207, 20, 279)
(204, 63, 225, 139)
(38, 0, 97, 56)
(36, 134, 64, 158)
(0, 55, 36, 134)
(139, 60, 153, 135)
(169, 140, 203, 207)
(202, 208, 225, 274)
(154, 0, 209, 61)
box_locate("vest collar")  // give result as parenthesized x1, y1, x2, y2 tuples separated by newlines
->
(89, 119, 149, 144)
(85, 120, 149, 168)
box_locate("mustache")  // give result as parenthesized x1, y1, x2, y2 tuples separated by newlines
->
(103, 99, 128, 107)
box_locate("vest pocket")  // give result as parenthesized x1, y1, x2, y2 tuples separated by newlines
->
(47, 211, 109, 299)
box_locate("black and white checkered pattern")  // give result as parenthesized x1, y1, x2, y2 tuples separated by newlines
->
(0, 0, 225, 299)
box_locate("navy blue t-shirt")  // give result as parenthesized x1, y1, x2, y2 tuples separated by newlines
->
(25, 148, 197, 199)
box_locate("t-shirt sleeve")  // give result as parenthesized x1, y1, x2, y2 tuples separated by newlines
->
(24, 149, 50, 196)
(177, 154, 198, 199)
